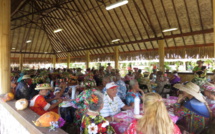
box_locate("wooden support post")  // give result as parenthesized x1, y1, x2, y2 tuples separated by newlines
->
(214, 0, 215, 57)
(158, 39, 165, 72)
(86, 50, 90, 69)
(52, 55, 56, 69)
(19, 54, 23, 71)
(0, 0, 11, 94)
(67, 53, 70, 69)
(114, 46, 119, 69)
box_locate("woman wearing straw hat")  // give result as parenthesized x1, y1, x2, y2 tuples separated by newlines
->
(30, 83, 63, 115)
(173, 82, 211, 133)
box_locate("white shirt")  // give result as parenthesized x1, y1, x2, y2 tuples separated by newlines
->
(100, 92, 125, 117)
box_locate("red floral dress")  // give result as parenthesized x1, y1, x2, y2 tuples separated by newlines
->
(125, 120, 181, 134)
(30, 95, 58, 115)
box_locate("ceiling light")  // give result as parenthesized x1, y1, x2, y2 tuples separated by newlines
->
(162, 28, 178, 32)
(53, 29, 63, 33)
(57, 51, 61, 52)
(111, 39, 120, 43)
(26, 40, 32, 43)
(44, 52, 47, 53)
(106, 0, 128, 10)
(12, 48, 16, 49)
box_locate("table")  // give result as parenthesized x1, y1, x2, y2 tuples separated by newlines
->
(111, 97, 179, 134)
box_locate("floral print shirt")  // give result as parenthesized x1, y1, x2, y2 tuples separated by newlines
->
(71, 88, 97, 125)
(126, 90, 141, 106)
(116, 80, 127, 101)
(81, 114, 115, 134)
(173, 102, 209, 133)
(125, 120, 181, 134)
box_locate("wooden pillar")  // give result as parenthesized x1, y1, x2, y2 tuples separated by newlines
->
(19, 54, 23, 71)
(0, 0, 11, 94)
(52, 55, 56, 68)
(114, 46, 119, 69)
(214, 0, 215, 57)
(158, 39, 165, 72)
(86, 50, 90, 69)
(67, 53, 70, 69)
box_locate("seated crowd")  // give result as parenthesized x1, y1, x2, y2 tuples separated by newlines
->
(10, 62, 215, 134)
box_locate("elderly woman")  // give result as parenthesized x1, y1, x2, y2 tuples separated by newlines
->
(29, 83, 63, 115)
(126, 79, 144, 106)
(100, 82, 132, 122)
(173, 82, 211, 133)
(125, 93, 181, 134)
(80, 91, 115, 134)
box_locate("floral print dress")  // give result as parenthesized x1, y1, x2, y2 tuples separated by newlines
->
(173, 102, 209, 133)
(81, 114, 115, 134)
(71, 88, 97, 125)
(125, 90, 141, 106)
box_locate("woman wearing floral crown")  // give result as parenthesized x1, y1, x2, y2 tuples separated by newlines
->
(81, 91, 115, 134)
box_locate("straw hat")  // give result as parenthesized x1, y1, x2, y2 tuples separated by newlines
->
(22, 75, 31, 80)
(174, 82, 205, 102)
(35, 83, 53, 90)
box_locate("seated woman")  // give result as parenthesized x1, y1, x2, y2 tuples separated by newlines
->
(126, 79, 144, 106)
(203, 83, 215, 116)
(169, 71, 181, 85)
(173, 82, 211, 133)
(80, 91, 115, 134)
(30, 83, 63, 115)
(70, 80, 97, 125)
(138, 72, 152, 92)
(155, 71, 169, 94)
(100, 82, 132, 122)
(125, 93, 181, 134)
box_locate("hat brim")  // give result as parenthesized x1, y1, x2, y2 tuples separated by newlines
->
(35, 87, 53, 90)
(174, 84, 205, 102)
(107, 86, 118, 90)
(22, 77, 31, 80)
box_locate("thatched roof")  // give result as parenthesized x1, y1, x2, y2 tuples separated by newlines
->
(11, 0, 213, 62)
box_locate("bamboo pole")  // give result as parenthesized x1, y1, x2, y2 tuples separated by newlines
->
(0, 0, 11, 94)
(114, 46, 119, 69)
(53, 55, 56, 68)
(86, 50, 90, 69)
(158, 39, 165, 72)
(19, 54, 23, 71)
(67, 53, 70, 69)
(214, 0, 215, 57)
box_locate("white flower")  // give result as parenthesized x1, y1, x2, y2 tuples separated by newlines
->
(101, 121, 109, 128)
(88, 123, 98, 134)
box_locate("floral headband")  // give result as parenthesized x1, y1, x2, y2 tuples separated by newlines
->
(90, 94, 99, 104)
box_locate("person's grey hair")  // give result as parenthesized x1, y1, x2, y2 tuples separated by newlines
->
(88, 91, 104, 111)
(102, 76, 111, 83)
(129, 79, 138, 89)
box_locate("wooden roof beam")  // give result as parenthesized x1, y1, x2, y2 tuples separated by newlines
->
(63, 29, 213, 52)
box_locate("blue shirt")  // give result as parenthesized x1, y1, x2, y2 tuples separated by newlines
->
(126, 91, 141, 105)
(184, 98, 210, 118)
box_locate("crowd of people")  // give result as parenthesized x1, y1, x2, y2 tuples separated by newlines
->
(9, 61, 215, 134)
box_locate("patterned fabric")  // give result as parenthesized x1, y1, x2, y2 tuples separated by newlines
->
(173, 101, 209, 133)
(116, 80, 127, 101)
(193, 66, 202, 72)
(80, 114, 115, 134)
(30, 95, 58, 115)
(138, 77, 152, 92)
(100, 92, 125, 117)
(191, 77, 207, 91)
(126, 90, 141, 106)
(125, 120, 181, 134)
(70, 88, 97, 125)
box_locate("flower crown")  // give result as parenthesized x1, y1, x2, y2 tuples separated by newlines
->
(90, 94, 98, 104)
